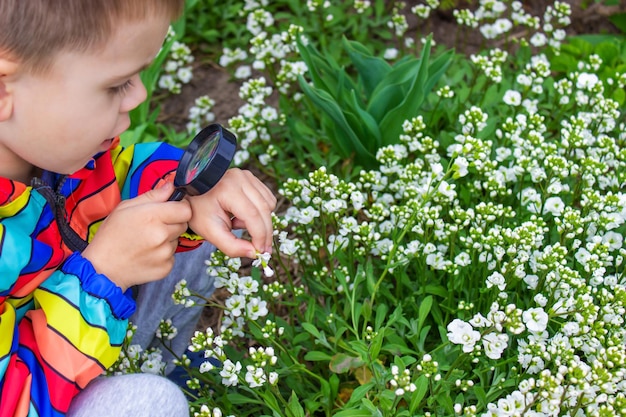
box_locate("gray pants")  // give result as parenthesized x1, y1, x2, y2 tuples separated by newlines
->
(68, 242, 215, 416)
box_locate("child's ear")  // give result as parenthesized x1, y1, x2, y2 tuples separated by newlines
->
(0, 57, 19, 122)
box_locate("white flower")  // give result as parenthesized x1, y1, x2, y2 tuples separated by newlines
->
(383, 48, 399, 60)
(225, 294, 246, 317)
(602, 231, 623, 251)
(543, 196, 564, 216)
(576, 72, 599, 91)
(220, 360, 242, 386)
(252, 252, 274, 277)
(447, 319, 481, 352)
(452, 156, 469, 178)
(454, 252, 471, 267)
(245, 365, 266, 388)
(522, 307, 549, 333)
(482, 332, 509, 359)
(530, 32, 547, 47)
(486, 272, 506, 291)
(246, 297, 269, 320)
(437, 181, 456, 200)
(503, 90, 522, 106)
(234, 65, 252, 79)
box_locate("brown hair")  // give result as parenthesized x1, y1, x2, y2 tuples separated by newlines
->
(0, 0, 185, 74)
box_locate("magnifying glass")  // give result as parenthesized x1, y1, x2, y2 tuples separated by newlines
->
(168, 123, 237, 201)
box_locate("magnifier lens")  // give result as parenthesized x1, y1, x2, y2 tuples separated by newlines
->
(184, 130, 221, 184)
(169, 123, 237, 202)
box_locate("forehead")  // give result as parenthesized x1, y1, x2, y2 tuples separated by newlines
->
(44, 15, 170, 82)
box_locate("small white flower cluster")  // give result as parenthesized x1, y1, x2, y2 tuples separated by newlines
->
(186, 95, 216, 134)
(188, 326, 280, 390)
(353, 0, 371, 14)
(172, 278, 195, 307)
(451, 0, 570, 50)
(155, 318, 178, 341)
(389, 364, 417, 396)
(387, 6, 409, 38)
(158, 27, 194, 94)
(412, 0, 440, 20)
(107, 324, 167, 376)
(204, 252, 277, 340)
(245, 346, 279, 387)
(192, 405, 231, 417)
(416, 354, 441, 380)
(470, 48, 508, 83)
(228, 76, 279, 166)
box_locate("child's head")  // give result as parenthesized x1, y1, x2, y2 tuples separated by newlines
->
(0, 0, 184, 182)
(0, 0, 184, 75)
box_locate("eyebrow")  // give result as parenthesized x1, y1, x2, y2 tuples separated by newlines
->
(108, 63, 151, 83)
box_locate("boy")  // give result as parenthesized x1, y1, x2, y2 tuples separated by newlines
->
(0, 1, 276, 416)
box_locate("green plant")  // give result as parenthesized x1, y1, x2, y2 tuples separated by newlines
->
(297, 36, 453, 172)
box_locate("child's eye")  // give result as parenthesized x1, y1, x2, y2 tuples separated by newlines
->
(109, 79, 133, 95)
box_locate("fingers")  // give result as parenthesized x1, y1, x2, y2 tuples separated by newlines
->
(219, 169, 276, 253)
(187, 168, 276, 258)
(120, 182, 174, 207)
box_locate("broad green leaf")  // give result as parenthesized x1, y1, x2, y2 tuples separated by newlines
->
(367, 56, 422, 122)
(299, 77, 375, 167)
(380, 40, 453, 145)
(347, 90, 382, 151)
(609, 13, 626, 34)
(343, 37, 391, 97)
(613, 88, 625, 105)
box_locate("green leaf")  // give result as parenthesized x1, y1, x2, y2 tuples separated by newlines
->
(374, 303, 388, 330)
(347, 90, 383, 151)
(613, 88, 626, 105)
(297, 38, 341, 96)
(424, 284, 448, 298)
(344, 381, 376, 407)
(287, 392, 306, 417)
(299, 77, 375, 166)
(304, 351, 333, 361)
(343, 37, 391, 97)
(367, 56, 422, 123)
(409, 375, 429, 413)
(418, 296, 433, 333)
(379, 39, 453, 145)
(301, 322, 321, 339)
(333, 409, 374, 417)
(609, 12, 626, 35)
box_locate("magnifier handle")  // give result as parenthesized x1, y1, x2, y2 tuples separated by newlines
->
(168, 188, 187, 201)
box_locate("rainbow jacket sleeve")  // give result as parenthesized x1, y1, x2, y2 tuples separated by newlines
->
(0, 139, 200, 416)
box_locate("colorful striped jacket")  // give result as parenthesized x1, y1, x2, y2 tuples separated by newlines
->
(0, 139, 199, 416)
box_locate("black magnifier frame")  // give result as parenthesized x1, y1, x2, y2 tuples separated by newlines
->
(168, 123, 237, 201)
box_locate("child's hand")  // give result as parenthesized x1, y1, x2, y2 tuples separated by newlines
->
(82, 183, 192, 291)
(187, 168, 276, 259)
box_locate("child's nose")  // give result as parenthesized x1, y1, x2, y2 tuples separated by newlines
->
(120, 74, 147, 113)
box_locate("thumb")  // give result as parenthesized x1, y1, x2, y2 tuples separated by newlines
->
(126, 182, 175, 206)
